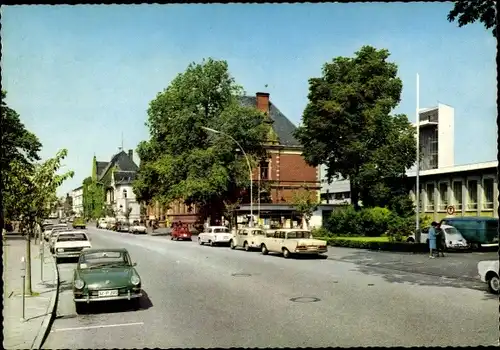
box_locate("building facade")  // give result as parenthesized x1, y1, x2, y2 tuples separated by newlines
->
(71, 186, 84, 216)
(147, 92, 323, 229)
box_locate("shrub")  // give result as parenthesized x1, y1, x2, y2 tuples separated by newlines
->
(358, 207, 392, 237)
(326, 205, 393, 237)
(325, 205, 361, 236)
(311, 227, 331, 238)
(327, 238, 428, 253)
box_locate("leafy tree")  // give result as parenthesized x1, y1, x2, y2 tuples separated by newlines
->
(134, 58, 269, 222)
(447, 1, 497, 37)
(294, 46, 417, 211)
(82, 176, 105, 219)
(1, 91, 42, 230)
(292, 185, 319, 229)
(64, 193, 73, 217)
(5, 149, 74, 294)
(223, 199, 241, 229)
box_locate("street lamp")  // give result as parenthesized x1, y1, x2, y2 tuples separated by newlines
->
(201, 126, 254, 227)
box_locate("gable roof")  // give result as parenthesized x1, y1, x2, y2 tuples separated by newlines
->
(98, 151, 139, 181)
(96, 161, 109, 178)
(239, 96, 301, 147)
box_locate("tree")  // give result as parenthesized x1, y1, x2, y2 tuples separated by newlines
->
(294, 46, 416, 211)
(134, 58, 269, 223)
(64, 193, 73, 217)
(1, 91, 42, 230)
(223, 199, 241, 229)
(292, 185, 319, 229)
(447, 1, 497, 37)
(5, 149, 74, 294)
(124, 207, 133, 224)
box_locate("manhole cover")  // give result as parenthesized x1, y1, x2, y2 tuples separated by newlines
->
(290, 297, 321, 303)
(231, 273, 251, 277)
(368, 283, 374, 286)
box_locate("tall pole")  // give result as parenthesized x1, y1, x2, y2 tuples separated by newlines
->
(415, 73, 420, 236)
(258, 164, 261, 227)
(201, 127, 253, 227)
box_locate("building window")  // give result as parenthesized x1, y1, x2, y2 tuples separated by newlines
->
(425, 183, 435, 211)
(123, 189, 127, 199)
(259, 161, 269, 180)
(483, 178, 494, 210)
(452, 181, 462, 210)
(438, 182, 448, 211)
(466, 180, 478, 210)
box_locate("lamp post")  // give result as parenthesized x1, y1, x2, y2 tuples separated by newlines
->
(201, 126, 254, 227)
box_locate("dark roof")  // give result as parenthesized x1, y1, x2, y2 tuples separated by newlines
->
(114, 171, 137, 185)
(98, 151, 139, 181)
(96, 161, 109, 177)
(239, 96, 301, 147)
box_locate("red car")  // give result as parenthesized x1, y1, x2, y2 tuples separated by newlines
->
(171, 226, 192, 241)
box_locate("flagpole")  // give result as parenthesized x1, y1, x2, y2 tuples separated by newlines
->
(415, 73, 420, 236)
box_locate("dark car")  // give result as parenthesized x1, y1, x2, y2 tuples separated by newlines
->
(73, 248, 142, 313)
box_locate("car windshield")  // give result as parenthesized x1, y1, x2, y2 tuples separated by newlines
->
(57, 233, 88, 242)
(286, 231, 311, 239)
(252, 230, 264, 235)
(214, 228, 229, 233)
(80, 251, 130, 268)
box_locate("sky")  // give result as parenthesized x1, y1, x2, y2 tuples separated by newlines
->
(2, 3, 496, 196)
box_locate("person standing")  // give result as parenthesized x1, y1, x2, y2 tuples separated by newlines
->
(428, 221, 438, 258)
(435, 223, 446, 257)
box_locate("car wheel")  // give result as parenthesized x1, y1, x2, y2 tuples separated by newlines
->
(230, 240, 236, 249)
(261, 244, 269, 255)
(170, 236, 174, 240)
(487, 273, 500, 294)
(282, 248, 291, 258)
(198, 237, 204, 245)
(209, 240, 214, 247)
(244, 242, 250, 251)
(407, 238, 415, 243)
(75, 302, 86, 314)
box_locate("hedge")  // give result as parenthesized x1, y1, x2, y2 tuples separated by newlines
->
(326, 238, 429, 253)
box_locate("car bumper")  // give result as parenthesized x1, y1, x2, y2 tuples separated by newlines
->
(214, 238, 231, 243)
(74, 292, 142, 303)
(56, 252, 82, 258)
(294, 249, 328, 254)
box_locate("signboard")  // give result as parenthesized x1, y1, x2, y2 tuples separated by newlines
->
(446, 205, 455, 215)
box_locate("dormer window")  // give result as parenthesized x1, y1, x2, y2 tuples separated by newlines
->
(123, 189, 128, 199)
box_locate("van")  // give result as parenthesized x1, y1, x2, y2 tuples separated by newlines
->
(229, 227, 266, 251)
(439, 216, 498, 249)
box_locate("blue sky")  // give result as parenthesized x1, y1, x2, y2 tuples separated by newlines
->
(2, 3, 496, 196)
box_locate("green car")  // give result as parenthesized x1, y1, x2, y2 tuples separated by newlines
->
(72, 217, 86, 229)
(73, 248, 142, 313)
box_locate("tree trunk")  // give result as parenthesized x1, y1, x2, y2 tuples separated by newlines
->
(25, 223, 32, 295)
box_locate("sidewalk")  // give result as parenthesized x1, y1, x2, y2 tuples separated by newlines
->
(3, 237, 59, 349)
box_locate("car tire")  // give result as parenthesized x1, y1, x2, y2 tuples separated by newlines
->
(261, 244, 269, 255)
(282, 248, 291, 258)
(230, 240, 236, 249)
(198, 237, 204, 245)
(170, 236, 174, 240)
(407, 238, 415, 243)
(209, 240, 214, 247)
(75, 303, 86, 314)
(487, 273, 500, 294)
(244, 242, 250, 251)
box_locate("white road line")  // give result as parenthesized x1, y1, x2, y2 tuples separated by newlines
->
(51, 321, 144, 332)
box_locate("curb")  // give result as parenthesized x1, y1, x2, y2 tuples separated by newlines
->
(31, 245, 59, 350)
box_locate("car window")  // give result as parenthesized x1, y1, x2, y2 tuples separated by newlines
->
(214, 228, 229, 233)
(286, 231, 311, 239)
(80, 251, 130, 267)
(57, 233, 88, 242)
(252, 230, 264, 236)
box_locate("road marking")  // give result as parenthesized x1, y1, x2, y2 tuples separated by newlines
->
(52, 321, 144, 332)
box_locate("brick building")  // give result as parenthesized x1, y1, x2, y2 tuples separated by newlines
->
(146, 92, 321, 229)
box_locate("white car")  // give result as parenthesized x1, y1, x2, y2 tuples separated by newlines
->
(44, 223, 67, 241)
(129, 223, 147, 234)
(198, 226, 231, 246)
(260, 229, 328, 258)
(478, 260, 499, 294)
(407, 224, 469, 249)
(98, 218, 108, 229)
(53, 231, 92, 262)
(230, 227, 267, 251)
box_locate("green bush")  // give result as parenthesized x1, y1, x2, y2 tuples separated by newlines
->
(326, 205, 392, 237)
(325, 206, 361, 236)
(358, 207, 392, 237)
(311, 227, 331, 238)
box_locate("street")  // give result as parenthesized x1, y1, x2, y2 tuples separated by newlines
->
(43, 227, 498, 348)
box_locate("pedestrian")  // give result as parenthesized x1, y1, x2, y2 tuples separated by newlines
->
(436, 223, 446, 257)
(428, 221, 438, 258)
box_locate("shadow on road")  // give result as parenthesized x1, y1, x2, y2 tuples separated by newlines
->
(266, 252, 328, 260)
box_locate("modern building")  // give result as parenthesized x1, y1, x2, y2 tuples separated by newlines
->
(71, 186, 84, 216)
(147, 92, 328, 229)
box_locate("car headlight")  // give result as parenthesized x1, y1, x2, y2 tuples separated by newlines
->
(74, 279, 84, 289)
(57, 248, 64, 252)
(131, 275, 140, 285)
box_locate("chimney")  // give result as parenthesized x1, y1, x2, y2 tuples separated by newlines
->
(256, 92, 270, 114)
(128, 149, 133, 159)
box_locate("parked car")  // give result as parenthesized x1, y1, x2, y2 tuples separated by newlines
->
(171, 225, 192, 241)
(260, 229, 328, 258)
(230, 227, 266, 251)
(116, 221, 130, 233)
(129, 221, 147, 234)
(440, 216, 498, 249)
(198, 226, 231, 246)
(53, 231, 92, 263)
(406, 224, 469, 250)
(44, 223, 67, 241)
(72, 217, 86, 229)
(48, 225, 70, 247)
(73, 248, 142, 313)
(97, 218, 108, 229)
(477, 260, 499, 294)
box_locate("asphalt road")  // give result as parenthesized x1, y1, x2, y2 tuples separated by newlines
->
(43, 227, 498, 348)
